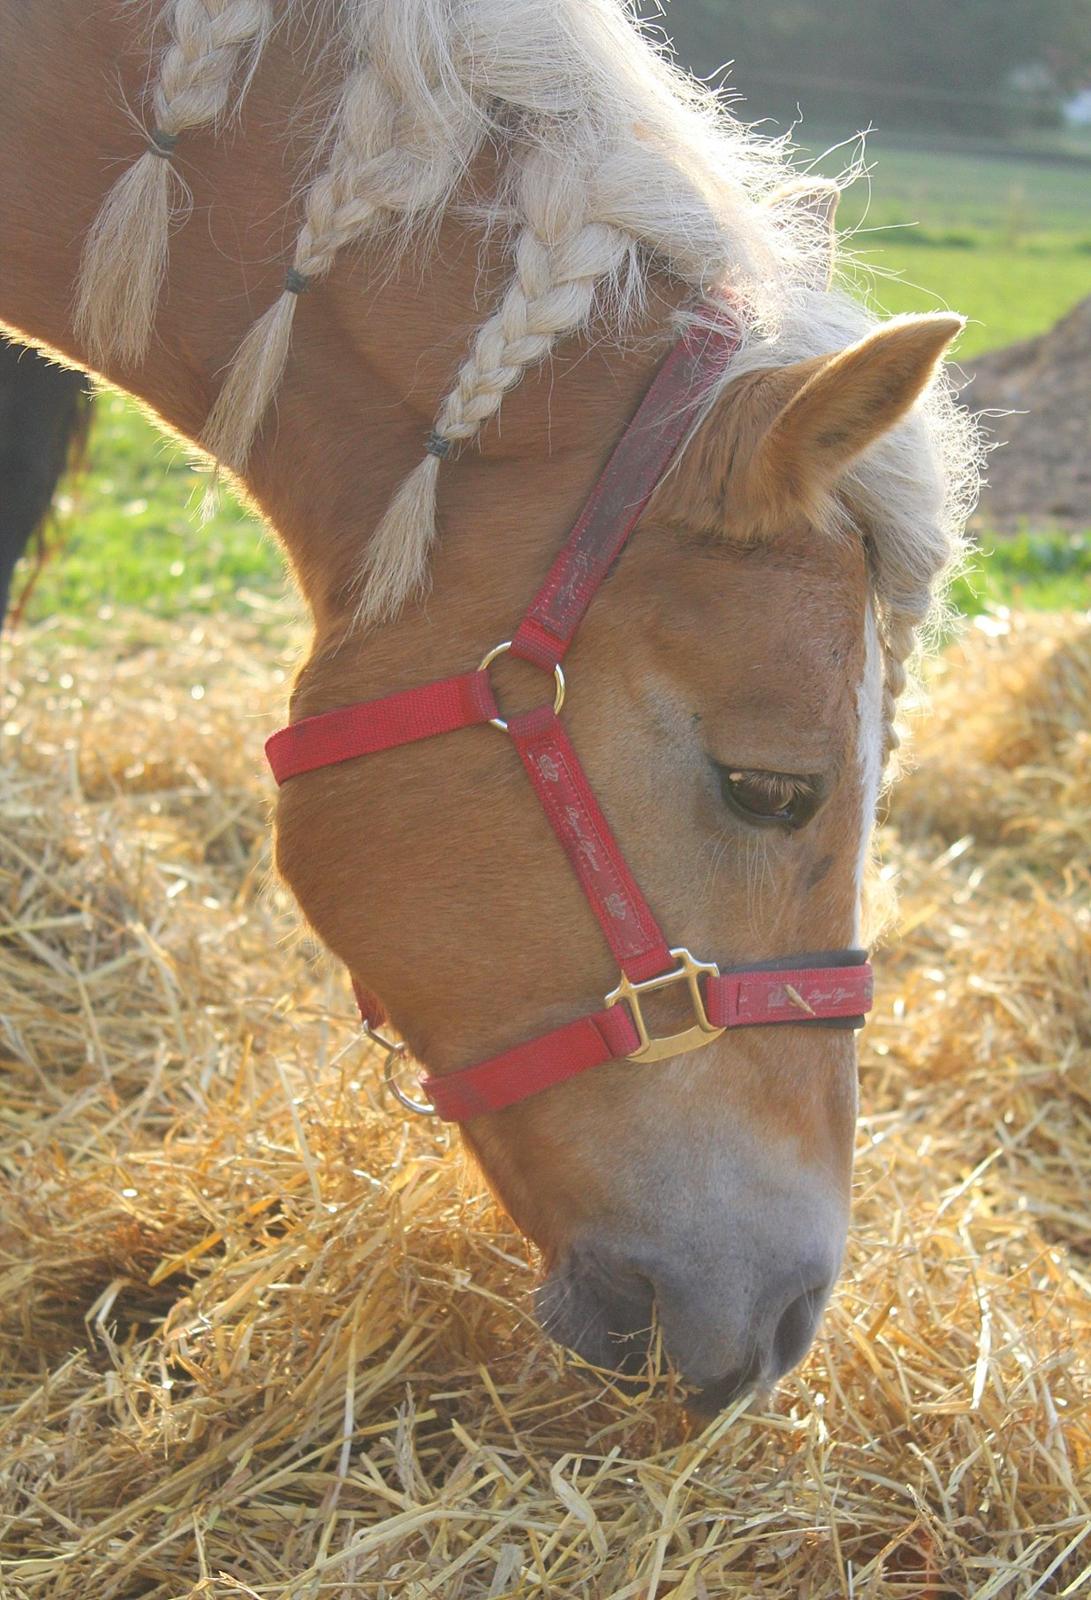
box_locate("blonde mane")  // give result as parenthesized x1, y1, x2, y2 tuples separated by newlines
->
(74, 0, 979, 750)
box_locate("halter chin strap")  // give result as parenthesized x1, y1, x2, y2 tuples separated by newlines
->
(266, 312, 873, 1120)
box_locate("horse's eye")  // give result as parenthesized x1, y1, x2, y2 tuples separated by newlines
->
(716, 766, 820, 829)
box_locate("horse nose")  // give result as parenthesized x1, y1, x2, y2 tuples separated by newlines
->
(538, 1244, 838, 1401)
(657, 1264, 836, 1409)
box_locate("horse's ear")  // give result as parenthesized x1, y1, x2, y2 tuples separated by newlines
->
(650, 313, 961, 540)
(741, 313, 964, 528)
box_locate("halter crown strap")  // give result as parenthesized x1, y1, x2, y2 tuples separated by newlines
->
(509, 321, 731, 671)
(266, 308, 874, 1119)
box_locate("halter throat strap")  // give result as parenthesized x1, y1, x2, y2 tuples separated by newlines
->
(266, 312, 873, 1119)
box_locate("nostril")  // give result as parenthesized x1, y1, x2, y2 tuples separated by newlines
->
(607, 1325, 655, 1377)
(536, 1254, 655, 1377)
(772, 1284, 827, 1376)
(688, 1277, 832, 1410)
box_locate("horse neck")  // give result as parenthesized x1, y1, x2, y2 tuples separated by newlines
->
(242, 233, 689, 682)
(0, 1, 687, 663)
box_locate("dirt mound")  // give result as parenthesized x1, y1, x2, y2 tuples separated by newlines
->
(966, 294, 1091, 529)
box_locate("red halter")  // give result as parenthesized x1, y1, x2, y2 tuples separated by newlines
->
(266, 314, 873, 1120)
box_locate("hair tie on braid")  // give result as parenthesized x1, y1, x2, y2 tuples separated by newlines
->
(147, 128, 179, 159)
(424, 430, 453, 459)
(284, 267, 312, 295)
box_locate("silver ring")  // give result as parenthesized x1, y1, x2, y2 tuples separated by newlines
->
(362, 1022, 436, 1116)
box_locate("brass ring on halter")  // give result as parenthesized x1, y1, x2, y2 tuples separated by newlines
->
(478, 640, 566, 733)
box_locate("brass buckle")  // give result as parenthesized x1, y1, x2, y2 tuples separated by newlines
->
(479, 640, 566, 732)
(605, 947, 725, 1062)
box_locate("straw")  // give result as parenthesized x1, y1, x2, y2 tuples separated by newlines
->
(2, 604, 1088, 1598)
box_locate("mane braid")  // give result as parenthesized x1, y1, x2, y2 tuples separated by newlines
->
(75, 0, 273, 366)
(202, 0, 490, 470)
(192, 0, 810, 616)
(75, 0, 980, 751)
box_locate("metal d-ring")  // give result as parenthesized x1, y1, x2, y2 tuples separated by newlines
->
(362, 1021, 436, 1116)
(478, 640, 566, 733)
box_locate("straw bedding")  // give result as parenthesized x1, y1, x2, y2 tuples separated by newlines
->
(1, 604, 1089, 1598)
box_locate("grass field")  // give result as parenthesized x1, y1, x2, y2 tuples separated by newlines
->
(11, 136, 1091, 628)
(804, 131, 1091, 357)
(18, 396, 288, 635)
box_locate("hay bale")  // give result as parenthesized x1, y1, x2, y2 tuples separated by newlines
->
(892, 611, 1091, 870)
(1, 608, 1089, 1598)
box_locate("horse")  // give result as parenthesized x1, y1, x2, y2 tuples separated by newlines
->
(0, 340, 92, 627)
(0, 0, 978, 1410)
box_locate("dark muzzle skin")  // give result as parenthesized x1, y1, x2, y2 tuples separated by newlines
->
(536, 1204, 845, 1410)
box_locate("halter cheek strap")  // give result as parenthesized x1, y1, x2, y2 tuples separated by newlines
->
(266, 313, 873, 1120)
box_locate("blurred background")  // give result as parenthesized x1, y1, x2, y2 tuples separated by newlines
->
(666, 0, 1091, 355)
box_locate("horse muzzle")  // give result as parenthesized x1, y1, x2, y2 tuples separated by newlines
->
(537, 1211, 845, 1409)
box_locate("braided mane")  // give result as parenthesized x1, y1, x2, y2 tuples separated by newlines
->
(74, 0, 979, 754)
(76, 1, 273, 364)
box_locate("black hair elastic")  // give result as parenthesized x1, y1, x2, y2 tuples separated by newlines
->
(147, 127, 178, 159)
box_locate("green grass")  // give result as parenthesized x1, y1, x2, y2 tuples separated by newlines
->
(951, 532, 1091, 616)
(11, 136, 1091, 627)
(803, 130, 1091, 357)
(825, 139, 1091, 238)
(847, 242, 1091, 359)
(19, 394, 283, 627)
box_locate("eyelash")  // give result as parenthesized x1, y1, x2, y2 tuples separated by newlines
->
(716, 765, 821, 829)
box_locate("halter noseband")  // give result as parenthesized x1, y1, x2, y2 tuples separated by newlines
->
(266, 313, 873, 1120)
